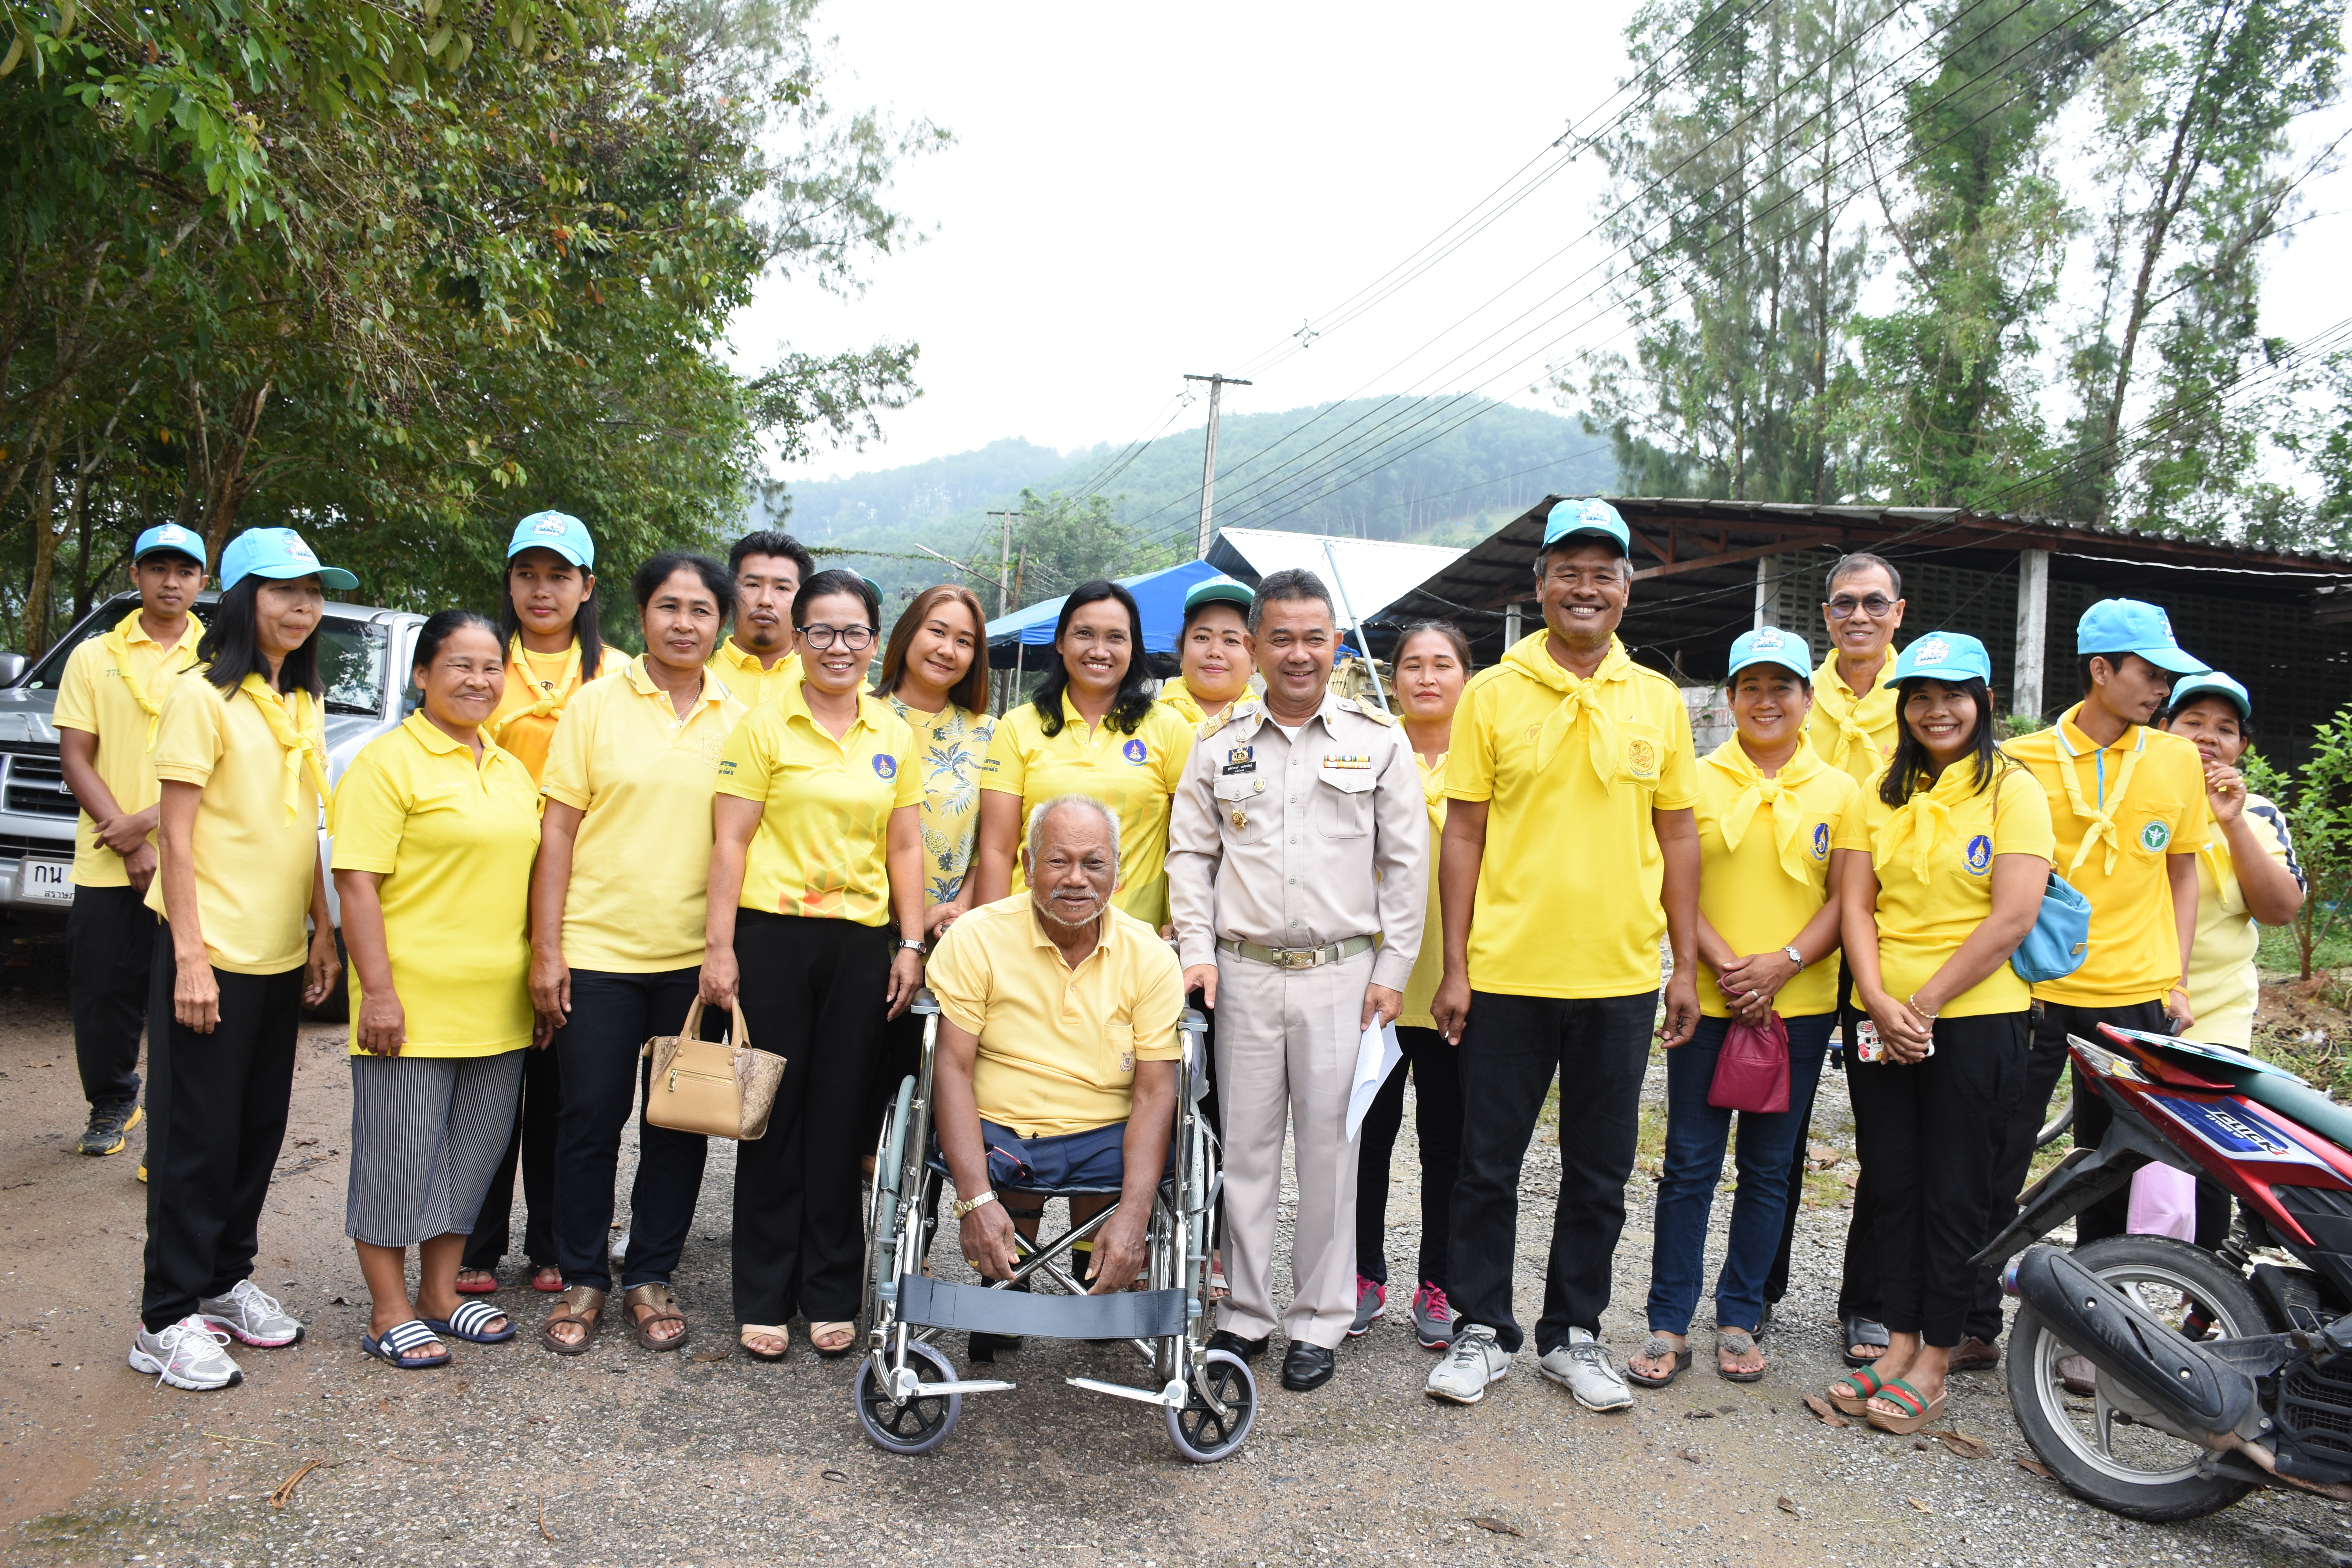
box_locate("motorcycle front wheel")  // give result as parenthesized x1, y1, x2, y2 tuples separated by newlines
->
(2006, 1234, 2270, 1521)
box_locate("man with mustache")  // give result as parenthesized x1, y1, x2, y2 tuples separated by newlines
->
(709, 530, 815, 710)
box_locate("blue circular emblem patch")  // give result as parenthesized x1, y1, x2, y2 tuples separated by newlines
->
(873, 754, 897, 780)
(1965, 834, 1993, 874)
(1121, 739, 1148, 764)
(1811, 822, 1830, 860)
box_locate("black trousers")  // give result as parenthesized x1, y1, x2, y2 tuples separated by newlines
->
(1847, 1009, 2027, 1348)
(461, 1040, 561, 1272)
(550, 967, 713, 1296)
(1764, 962, 1882, 1325)
(733, 912, 890, 1326)
(1356, 1024, 1463, 1291)
(1447, 989, 1655, 1355)
(70, 884, 158, 1110)
(140, 926, 303, 1331)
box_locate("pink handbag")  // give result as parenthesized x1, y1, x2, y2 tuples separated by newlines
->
(1708, 1012, 1791, 1114)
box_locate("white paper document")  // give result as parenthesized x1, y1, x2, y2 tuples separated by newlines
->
(1345, 1020, 1403, 1142)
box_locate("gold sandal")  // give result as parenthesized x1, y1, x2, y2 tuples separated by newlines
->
(738, 1323, 790, 1361)
(624, 1283, 690, 1352)
(541, 1285, 604, 1356)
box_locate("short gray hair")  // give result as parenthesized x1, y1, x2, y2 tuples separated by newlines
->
(1024, 794, 1120, 866)
(1247, 568, 1335, 633)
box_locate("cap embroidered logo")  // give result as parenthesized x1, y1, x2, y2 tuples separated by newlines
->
(1916, 637, 1951, 666)
(1966, 834, 1993, 874)
(536, 517, 569, 537)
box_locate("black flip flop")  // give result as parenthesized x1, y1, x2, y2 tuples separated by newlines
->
(1842, 1313, 1890, 1368)
(1624, 1333, 1691, 1388)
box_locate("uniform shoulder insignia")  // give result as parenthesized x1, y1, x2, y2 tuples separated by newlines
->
(1200, 698, 1259, 741)
(1335, 696, 1396, 726)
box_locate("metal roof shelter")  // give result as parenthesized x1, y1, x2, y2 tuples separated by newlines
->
(1205, 529, 1465, 630)
(1374, 496, 2352, 760)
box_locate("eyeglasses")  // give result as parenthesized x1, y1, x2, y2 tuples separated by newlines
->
(798, 623, 875, 651)
(1826, 595, 1896, 619)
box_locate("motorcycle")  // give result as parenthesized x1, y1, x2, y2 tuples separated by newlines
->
(1970, 1022, 2352, 1521)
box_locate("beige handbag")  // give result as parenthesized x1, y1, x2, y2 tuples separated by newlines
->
(641, 999, 787, 1141)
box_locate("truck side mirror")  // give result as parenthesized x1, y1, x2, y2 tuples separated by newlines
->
(0, 652, 27, 688)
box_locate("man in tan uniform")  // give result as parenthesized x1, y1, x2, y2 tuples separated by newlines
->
(1167, 568, 1426, 1394)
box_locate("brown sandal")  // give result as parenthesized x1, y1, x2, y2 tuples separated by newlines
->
(624, 1283, 690, 1352)
(808, 1320, 857, 1358)
(541, 1285, 604, 1356)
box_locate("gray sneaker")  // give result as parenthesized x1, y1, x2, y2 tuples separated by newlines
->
(198, 1279, 305, 1348)
(129, 1316, 244, 1390)
(1538, 1327, 1633, 1412)
(1411, 1281, 1455, 1350)
(1348, 1276, 1386, 1338)
(1424, 1322, 1510, 1404)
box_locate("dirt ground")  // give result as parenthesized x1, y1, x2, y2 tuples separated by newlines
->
(4, 910, 2351, 1568)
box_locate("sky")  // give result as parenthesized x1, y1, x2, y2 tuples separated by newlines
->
(735, 1, 2352, 488)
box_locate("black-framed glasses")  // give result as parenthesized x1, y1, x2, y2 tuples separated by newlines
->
(798, 622, 875, 651)
(1826, 595, 1896, 619)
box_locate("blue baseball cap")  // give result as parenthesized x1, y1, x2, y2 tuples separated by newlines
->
(2076, 598, 2206, 676)
(506, 511, 595, 569)
(1183, 575, 1255, 614)
(1539, 497, 1630, 555)
(132, 523, 207, 568)
(1725, 626, 1813, 681)
(218, 528, 357, 592)
(2167, 670, 2250, 719)
(1893, 630, 1993, 684)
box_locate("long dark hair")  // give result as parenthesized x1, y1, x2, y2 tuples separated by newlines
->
(1034, 579, 1153, 736)
(875, 583, 991, 714)
(412, 608, 500, 675)
(1879, 675, 2001, 808)
(497, 553, 604, 679)
(199, 577, 323, 697)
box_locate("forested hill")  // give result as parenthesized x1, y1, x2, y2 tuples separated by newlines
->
(769, 398, 1617, 559)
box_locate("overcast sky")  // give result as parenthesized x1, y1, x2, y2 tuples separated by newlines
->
(735, 1, 2352, 486)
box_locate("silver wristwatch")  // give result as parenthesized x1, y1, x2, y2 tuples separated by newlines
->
(1781, 946, 1806, 971)
(897, 936, 926, 953)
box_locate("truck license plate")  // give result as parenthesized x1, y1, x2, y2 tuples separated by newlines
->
(20, 858, 74, 905)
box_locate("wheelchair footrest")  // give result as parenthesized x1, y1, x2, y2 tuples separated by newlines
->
(896, 1276, 1186, 1339)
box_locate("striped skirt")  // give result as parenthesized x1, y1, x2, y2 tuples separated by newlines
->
(346, 1051, 528, 1247)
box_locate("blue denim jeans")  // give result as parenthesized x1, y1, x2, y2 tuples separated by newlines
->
(1645, 1011, 1834, 1337)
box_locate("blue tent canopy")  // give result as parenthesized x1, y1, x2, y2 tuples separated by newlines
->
(983, 559, 1222, 657)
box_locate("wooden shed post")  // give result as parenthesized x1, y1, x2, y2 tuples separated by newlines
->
(2014, 548, 2050, 720)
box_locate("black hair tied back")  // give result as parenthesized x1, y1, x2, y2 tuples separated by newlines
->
(413, 609, 499, 675)
(200, 577, 323, 698)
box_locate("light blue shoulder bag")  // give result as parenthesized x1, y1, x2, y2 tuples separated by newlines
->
(1994, 762, 2093, 984)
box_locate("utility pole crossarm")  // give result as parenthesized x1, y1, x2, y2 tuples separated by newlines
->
(1183, 373, 1253, 562)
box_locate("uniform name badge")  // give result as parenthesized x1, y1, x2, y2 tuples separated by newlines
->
(1221, 744, 1255, 775)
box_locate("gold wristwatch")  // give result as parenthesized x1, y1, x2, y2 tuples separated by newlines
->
(951, 1189, 997, 1219)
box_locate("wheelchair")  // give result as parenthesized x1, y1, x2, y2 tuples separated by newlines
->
(855, 991, 1255, 1462)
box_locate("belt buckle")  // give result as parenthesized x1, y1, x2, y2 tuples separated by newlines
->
(1281, 946, 1318, 970)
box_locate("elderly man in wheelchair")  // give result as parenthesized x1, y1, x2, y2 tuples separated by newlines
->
(855, 794, 1257, 1461)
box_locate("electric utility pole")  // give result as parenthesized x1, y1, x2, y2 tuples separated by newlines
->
(988, 510, 1019, 615)
(1184, 373, 1252, 561)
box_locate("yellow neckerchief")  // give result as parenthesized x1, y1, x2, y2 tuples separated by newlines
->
(100, 610, 199, 749)
(236, 673, 333, 822)
(1518, 634, 1633, 780)
(1704, 734, 1824, 885)
(1415, 747, 1449, 806)
(1811, 649, 1898, 774)
(488, 636, 583, 745)
(1874, 753, 1997, 887)
(2051, 705, 2147, 877)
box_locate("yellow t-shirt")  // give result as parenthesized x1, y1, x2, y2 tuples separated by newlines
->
(143, 670, 326, 975)
(708, 638, 802, 714)
(715, 681, 921, 926)
(2183, 793, 2301, 1049)
(1446, 634, 1699, 999)
(980, 693, 1195, 929)
(488, 638, 613, 785)
(328, 714, 539, 1057)
(1155, 675, 1253, 728)
(1693, 737, 1870, 1018)
(1399, 751, 1450, 1031)
(1860, 757, 2056, 1018)
(926, 893, 1184, 1138)
(2001, 708, 2210, 1007)
(541, 657, 746, 972)
(1805, 649, 1901, 784)
(51, 610, 201, 887)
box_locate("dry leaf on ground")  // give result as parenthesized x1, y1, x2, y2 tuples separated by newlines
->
(1777, 1496, 1800, 1516)
(1924, 1428, 1989, 1458)
(2016, 1457, 2054, 1479)
(1905, 1497, 1933, 1514)
(1468, 1517, 1524, 1537)
(1803, 1394, 1851, 1428)
(268, 1459, 325, 1509)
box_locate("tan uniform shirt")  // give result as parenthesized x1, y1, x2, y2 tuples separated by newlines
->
(1166, 689, 1427, 993)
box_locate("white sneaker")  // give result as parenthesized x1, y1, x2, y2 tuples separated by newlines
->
(129, 1316, 245, 1390)
(198, 1279, 305, 1348)
(1424, 1322, 1510, 1404)
(1539, 1327, 1633, 1412)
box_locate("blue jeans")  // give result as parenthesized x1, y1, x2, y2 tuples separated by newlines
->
(1645, 1012, 1834, 1337)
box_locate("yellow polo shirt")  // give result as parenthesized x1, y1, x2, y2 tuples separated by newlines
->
(981, 694, 1195, 928)
(1693, 737, 1870, 1018)
(143, 671, 325, 975)
(542, 657, 746, 971)
(708, 638, 802, 713)
(1446, 633, 1698, 999)
(2183, 794, 2301, 1049)
(52, 610, 201, 887)
(716, 681, 920, 926)
(1860, 758, 2056, 1018)
(1399, 751, 1450, 1031)
(329, 714, 539, 1057)
(488, 639, 613, 785)
(2002, 708, 2210, 1006)
(926, 893, 1185, 1138)
(1805, 649, 1901, 784)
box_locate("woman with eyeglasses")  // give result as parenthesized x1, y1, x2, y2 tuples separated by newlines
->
(704, 570, 925, 1362)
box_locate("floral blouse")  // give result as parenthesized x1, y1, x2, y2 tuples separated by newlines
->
(886, 697, 995, 908)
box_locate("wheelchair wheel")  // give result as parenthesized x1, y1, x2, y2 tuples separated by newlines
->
(855, 1340, 962, 1455)
(1166, 1349, 1255, 1463)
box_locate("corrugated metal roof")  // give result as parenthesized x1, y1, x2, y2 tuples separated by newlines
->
(1205, 528, 1465, 630)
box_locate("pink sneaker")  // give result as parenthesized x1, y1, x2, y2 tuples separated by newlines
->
(1348, 1276, 1386, 1338)
(1412, 1281, 1455, 1350)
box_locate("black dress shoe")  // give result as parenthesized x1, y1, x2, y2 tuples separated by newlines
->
(1206, 1329, 1269, 1362)
(1281, 1341, 1336, 1391)
(967, 1330, 1022, 1363)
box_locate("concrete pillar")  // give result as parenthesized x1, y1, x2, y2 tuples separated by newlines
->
(1504, 602, 1523, 646)
(1754, 555, 1775, 629)
(2014, 548, 2050, 720)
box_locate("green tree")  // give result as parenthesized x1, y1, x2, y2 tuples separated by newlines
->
(2245, 732, 2352, 982)
(1009, 488, 1176, 610)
